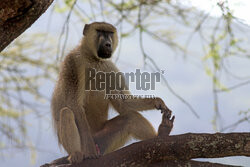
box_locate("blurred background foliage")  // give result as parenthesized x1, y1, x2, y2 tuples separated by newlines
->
(0, 33, 57, 160)
(0, 0, 250, 162)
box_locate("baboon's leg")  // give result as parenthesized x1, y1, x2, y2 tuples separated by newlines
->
(93, 112, 156, 154)
(59, 107, 83, 163)
(129, 112, 156, 140)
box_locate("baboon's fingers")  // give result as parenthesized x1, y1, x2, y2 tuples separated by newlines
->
(68, 151, 83, 164)
(160, 106, 172, 117)
(161, 109, 172, 119)
(84, 154, 101, 159)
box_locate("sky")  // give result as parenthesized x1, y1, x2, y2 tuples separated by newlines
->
(191, 0, 250, 25)
(1, 0, 250, 167)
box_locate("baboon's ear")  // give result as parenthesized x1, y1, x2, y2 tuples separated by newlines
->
(83, 24, 90, 36)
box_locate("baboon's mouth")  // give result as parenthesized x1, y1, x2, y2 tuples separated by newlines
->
(98, 50, 112, 59)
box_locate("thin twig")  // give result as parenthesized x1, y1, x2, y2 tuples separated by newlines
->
(216, 80, 250, 93)
(138, 22, 199, 119)
(221, 116, 250, 132)
(56, 0, 77, 60)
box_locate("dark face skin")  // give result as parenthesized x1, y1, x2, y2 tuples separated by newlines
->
(96, 30, 114, 59)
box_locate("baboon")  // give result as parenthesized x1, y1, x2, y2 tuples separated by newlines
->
(51, 22, 171, 164)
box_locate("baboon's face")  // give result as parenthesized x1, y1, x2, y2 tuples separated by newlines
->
(83, 22, 118, 60)
(96, 30, 114, 59)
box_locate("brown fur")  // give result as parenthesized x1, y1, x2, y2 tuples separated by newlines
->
(51, 22, 171, 164)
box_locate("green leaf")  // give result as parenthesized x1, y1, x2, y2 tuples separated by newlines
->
(205, 67, 213, 77)
(55, 5, 68, 13)
(121, 33, 130, 38)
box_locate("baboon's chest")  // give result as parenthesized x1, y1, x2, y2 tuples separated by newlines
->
(85, 90, 109, 109)
(84, 90, 109, 132)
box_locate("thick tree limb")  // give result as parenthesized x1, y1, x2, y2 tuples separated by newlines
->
(0, 0, 54, 52)
(150, 160, 240, 167)
(42, 133, 250, 167)
(41, 112, 250, 167)
(43, 159, 240, 167)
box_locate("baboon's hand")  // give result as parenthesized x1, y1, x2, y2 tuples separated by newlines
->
(83, 144, 101, 159)
(154, 97, 172, 117)
(68, 151, 100, 164)
(68, 151, 83, 164)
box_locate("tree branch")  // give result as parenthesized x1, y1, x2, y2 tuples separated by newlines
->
(42, 132, 249, 167)
(150, 160, 240, 167)
(41, 112, 250, 167)
(0, 0, 54, 52)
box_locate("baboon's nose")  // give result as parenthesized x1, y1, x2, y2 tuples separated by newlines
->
(105, 42, 111, 48)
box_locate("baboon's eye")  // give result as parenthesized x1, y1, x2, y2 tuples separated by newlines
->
(96, 30, 114, 40)
(96, 30, 103, 38)
(96, 29, 103, 33)
(96, 29, 114, 34)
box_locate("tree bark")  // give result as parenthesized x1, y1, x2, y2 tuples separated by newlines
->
(150, 160, 240, 167)
(0, 0, 54, 52)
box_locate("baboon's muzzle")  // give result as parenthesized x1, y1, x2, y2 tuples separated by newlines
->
(98, 39, 112, 59)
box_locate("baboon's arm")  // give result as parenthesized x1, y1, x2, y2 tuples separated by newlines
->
(111, 97, 170, 113)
